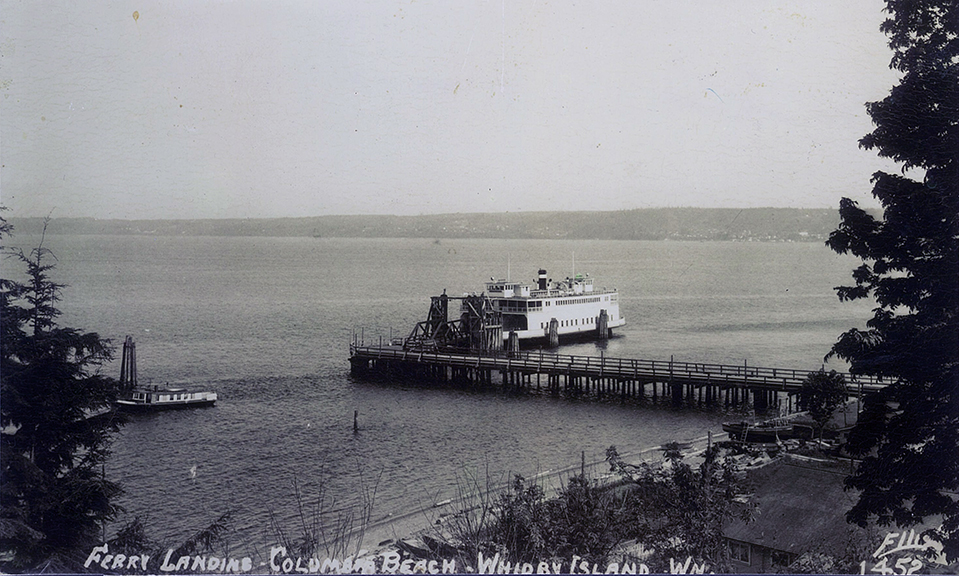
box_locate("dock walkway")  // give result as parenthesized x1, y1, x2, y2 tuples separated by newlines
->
(349, 343, 885, 410)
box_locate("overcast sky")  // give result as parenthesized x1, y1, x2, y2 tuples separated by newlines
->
(2, 1, 898, 219)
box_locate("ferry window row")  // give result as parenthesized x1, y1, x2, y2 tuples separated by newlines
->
(496, 297, 611, 309)
(541, 317, 601, 328)
(555, 296, 602, 306)
(496, 300, 544, 310)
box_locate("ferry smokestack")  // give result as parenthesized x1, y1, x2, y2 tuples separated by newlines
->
(538, 269, 547, 291)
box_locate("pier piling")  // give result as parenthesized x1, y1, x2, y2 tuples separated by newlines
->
(597, 310, 609, 340)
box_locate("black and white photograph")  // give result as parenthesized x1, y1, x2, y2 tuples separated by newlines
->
(1, 1, 956, 574)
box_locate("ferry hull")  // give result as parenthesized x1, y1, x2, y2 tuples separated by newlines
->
(506, 319, 627, 345)
(512, 331, 620, 348)
(117, 397, 217, 412)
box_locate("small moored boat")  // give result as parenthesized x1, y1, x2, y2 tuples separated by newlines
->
(116, 336, 217, 412)
(723, 419, 793, 443)
(117, 387, 218, 411)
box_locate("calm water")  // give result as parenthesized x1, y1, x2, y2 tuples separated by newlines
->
(10, 235, 872, 554)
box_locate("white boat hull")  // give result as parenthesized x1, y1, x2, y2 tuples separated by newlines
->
(117, 389, 218, 412)
(508, 316, 627, 342)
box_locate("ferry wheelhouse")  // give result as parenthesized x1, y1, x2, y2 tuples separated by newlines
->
(485, 269, 625, 342)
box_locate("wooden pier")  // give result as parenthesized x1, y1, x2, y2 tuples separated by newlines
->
(349, 342, 885, 412)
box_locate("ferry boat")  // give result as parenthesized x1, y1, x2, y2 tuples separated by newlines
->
(485, 269, 625, 343)
(115, 336, 217, 412)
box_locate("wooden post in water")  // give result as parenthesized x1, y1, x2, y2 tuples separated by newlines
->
(508, 331, 520, 354)
(119, 337, 129, 387)
(120, 336, 137, 391)
(548, 318, 559, 348)
(596, 309, 609, 340)
(353, 410, 358, 433)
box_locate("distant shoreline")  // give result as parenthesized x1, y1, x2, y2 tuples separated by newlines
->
(8, 207, 851, 242)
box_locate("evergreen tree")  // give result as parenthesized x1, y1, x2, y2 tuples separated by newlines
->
(0, 219, 125, 570)
(825, 0, 959, 561)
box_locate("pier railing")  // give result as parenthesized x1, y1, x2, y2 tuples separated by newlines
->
(349, 343, 886, 395)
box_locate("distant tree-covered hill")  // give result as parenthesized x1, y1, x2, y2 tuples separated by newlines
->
(9, 208, 847, 241)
